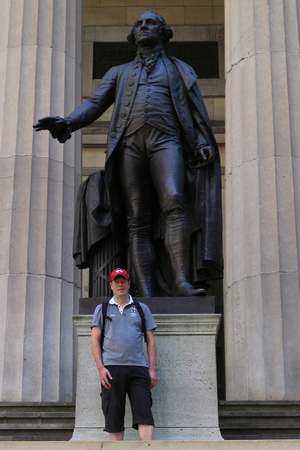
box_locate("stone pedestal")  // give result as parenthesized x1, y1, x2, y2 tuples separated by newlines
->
(72, 309, 222, 441)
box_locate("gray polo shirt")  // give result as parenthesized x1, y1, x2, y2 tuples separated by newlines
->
(92, 295, 157, 367)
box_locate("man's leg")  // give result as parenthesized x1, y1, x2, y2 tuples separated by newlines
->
(128, 367, 155, 438)
(101, 366, 126, 438)
(109, 431, 125, 441)
(138, 424, 154, 440)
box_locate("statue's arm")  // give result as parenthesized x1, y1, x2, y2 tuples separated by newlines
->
(33, 66, 118, 142)
(66, 66, 117, 132)
(193, 120, 216, 166)
(189, 82, 219, 167)
(170, 57, 219, 168)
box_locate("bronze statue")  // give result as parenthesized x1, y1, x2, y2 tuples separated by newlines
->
(34, 11, 223, 297)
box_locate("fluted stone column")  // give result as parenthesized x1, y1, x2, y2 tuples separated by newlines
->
(225, 0, 300, 400)
(0, 0, 82, 401)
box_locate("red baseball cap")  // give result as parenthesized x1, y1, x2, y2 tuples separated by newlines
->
(110, 268, 130, 281)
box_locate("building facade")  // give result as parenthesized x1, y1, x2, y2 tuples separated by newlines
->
(0, 0, 300, 438)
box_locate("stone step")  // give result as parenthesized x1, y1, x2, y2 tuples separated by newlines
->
(219, 401, 300, 440)
(0, 412, 75, 419)
(2, 401, 300, 441)
(0, 441, 300, 449)
(0, 403, 75, 441)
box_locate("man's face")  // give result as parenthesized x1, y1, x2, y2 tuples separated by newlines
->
(110, 276, 130, 297)
(133, 12, 162, 47)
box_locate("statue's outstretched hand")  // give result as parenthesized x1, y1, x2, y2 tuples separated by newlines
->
(33, 116, 71, 143)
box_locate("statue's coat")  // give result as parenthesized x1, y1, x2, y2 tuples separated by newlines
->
(71, 53, 223, 283)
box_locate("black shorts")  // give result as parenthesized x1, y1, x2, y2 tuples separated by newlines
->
(100, 365, 154, 433)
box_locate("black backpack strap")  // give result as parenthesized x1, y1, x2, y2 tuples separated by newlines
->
(133, 299, 147, 344)
(100, 301, 109, 352)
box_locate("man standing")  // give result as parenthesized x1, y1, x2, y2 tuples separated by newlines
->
(34, 11, 223, 298)
(91, 268, 157, 441)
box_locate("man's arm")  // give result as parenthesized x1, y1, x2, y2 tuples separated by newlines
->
(91, 326, 113, 389)
(146, 329, 157, 389)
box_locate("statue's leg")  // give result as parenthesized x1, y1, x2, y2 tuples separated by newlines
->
(118, 135, 156, 297)
(149, 132, 206, 296)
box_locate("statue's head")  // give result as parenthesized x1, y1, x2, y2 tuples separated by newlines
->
(127, 11, 173, 46)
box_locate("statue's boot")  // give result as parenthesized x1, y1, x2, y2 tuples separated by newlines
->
(176, 281, 206, 297)
(165, 215, 207, 297)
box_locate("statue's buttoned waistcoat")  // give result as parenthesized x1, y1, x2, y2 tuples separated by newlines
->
(67, 52, 217, 164)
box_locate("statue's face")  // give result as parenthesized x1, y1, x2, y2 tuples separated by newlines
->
(133, 11, 162, 47)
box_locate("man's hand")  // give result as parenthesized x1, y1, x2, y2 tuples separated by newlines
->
(146, 329, 157, 389)
(149, 367, 157, 389)
(91, 327, 112, 389)
(33, 116, 71, 143)
(194, 145, 215, 166)
(99, 366, 113, 389)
